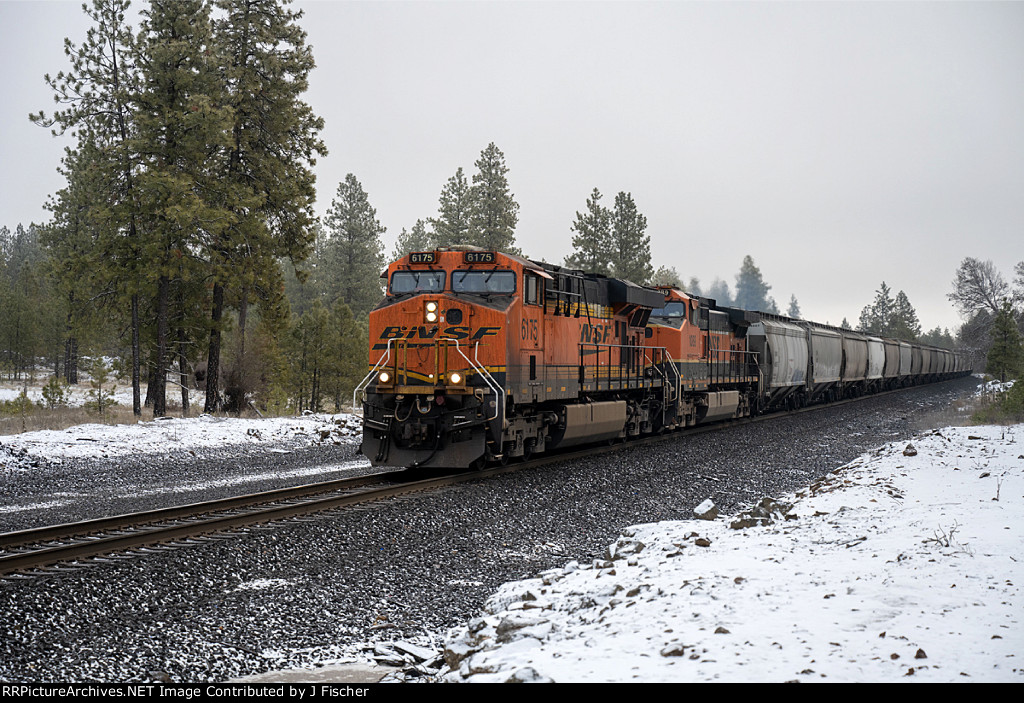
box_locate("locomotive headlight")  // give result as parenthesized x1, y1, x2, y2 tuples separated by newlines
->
(449, 372, 463, 385)
(426, 301, 438, 312)
(378, 371, 391, 384)
(425, 310, 438, 323)
(425, 301, 439, 323)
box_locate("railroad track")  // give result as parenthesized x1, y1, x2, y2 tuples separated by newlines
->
(0, 379, 962, 579)
(0, 469, 453, 578)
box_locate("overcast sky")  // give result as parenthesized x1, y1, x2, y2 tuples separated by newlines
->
(2, 0, 1022, 331)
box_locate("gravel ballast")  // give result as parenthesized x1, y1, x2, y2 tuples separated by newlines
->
(0, 378, 978, 682)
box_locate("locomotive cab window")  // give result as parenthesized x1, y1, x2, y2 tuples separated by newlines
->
(524, 273, 540, 305)
(452, 269, 516, 294)
(652, 302, 686, 318)
(390, 270, 445, 295)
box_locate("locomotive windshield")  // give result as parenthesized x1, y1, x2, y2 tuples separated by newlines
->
(451, 270, 516, 294)
(390, 270, 446, 294)
(651, 302, 687, 317)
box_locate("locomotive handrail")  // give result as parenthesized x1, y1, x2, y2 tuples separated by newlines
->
(643, 346, 680, 403)
(352, 338, 395, 414)
(449, 338, 502, 424)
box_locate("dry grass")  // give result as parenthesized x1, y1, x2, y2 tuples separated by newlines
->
(0, 403, 208, 437)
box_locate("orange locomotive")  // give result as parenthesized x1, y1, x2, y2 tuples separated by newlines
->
(355, 246, 759, 469)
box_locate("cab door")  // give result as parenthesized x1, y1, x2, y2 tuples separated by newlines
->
(518, 271, 545, 402)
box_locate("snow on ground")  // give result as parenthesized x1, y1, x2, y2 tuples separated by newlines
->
(0, 382, 135, 408)
(442, 424, 1024, 683)
(0, 412, 362, 464)
(2, 383, 1021, 682)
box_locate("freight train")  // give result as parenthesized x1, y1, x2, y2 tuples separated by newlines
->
(355, 246, 970, 469)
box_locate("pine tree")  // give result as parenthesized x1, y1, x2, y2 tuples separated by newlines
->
(468, 143, 520, 254)
(32, 0, 145, 415)
(687, 277, 703, 297)
(787, 295, 801, 319)
(987, 300, 1023, 382)
(429, 167, 472, 247)
(733, 256, 773, 311)
(920, 326, 956, 349)
(651, 266, 682, 288)
(392, 219, 432, 260)
(858, 282, 895, 335)
(321, 174, 386, 318)
(890, 290, 922, 340)
(564, 188, 612, 276)
(706, 278, 732, 306)
(133, 0, 234, 416)
(203, 0, 326, 414)
(609, 192, 652, 284)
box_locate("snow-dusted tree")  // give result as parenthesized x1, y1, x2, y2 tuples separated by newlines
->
(610, 192, 652, 285)
(1014, 261, 1024, 312)
(564, 188, 612, 276)
(429, 167, 473, 248)
(468, 143, 520, 255)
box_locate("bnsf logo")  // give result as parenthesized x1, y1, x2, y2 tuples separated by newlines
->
(373, 326, 501, 350)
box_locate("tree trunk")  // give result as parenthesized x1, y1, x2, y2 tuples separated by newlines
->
(152, 275, 170, 417)
(205, 281, 224, 413)
(132, 291, 141, 416)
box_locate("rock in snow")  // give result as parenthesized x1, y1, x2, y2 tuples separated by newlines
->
(440, 424, 1024, 683)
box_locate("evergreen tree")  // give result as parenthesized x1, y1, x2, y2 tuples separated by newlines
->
(858, 282, 895, 335)
(467, 143, 520, 254)
(392, 219, 432, 260)
(287, 298, 331, 413)
(920, 326, 956, 349)
(321, 174, 386, 318)
(987, 300, 1023, 382)
(1014, 261, 1024, 311)
(609, 192, 652, 284)
(40, 143, 114, 384)
(787, 295, 801, 319)
(890, 290, 922, 340)
(840, 317, 852, 330)
(706, 278, 732, 306)
(651, 265, 682, 288)
(733, 255, 773, 311)
(686, 277, 703, 297)
(204, 0, 326, 414)
(564, 188, 612, 276)
(133, 0, 234, 416)
(429, 167, 472, 247)
(32, 0, 145, 415)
